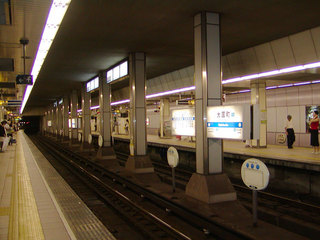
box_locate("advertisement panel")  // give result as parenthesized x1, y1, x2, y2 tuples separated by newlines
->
(207, 104, 251, 140)
(171, 108, 195, 136)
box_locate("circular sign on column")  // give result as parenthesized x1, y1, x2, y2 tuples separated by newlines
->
(241, 158, 270, 190)
(167, 147, 179, 168)
(88, 134, 92, 144)
(98, 135, 103, 147)
(78, 133, 82, 142)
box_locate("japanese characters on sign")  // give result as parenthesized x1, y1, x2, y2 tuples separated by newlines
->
(207, 104, 251, 140)
(171, 108, 195, 136)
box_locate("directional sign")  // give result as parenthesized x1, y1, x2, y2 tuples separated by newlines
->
(16, 75, 33, 85)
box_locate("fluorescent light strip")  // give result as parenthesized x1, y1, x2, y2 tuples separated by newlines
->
(146, 86, 196, 99)
(111, 99, 130, 106)
(222, 61, 320, 84)
(20, 0, 72, 114)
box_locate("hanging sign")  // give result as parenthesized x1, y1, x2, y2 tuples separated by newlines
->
(16, 75, 33, 85)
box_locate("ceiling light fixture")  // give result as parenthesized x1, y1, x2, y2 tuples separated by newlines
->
(222, 61, 320, 84)
(20, 0, 72, 114)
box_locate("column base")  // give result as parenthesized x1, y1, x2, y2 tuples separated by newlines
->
(95, 146, 117, 160)
(79, 141, 93, 152)
(125, 155, 154, 173)
(186, 173, 237, 204)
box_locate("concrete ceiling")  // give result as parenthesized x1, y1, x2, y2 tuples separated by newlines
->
(1, 0, 320, 114)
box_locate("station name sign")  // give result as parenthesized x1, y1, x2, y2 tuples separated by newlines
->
(207, 104, 251, 140)
(16, 74, 33, 85)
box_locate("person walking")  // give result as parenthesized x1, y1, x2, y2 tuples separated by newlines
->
(285, 115, 295, 149)
(309, 110, 319, 154)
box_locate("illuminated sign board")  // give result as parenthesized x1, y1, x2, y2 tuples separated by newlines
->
(171, 108, 195, 136)
(47, 120, 52, 127)
(207, 104, 251, 140)
(86, 77, 99, 92)
(107, 61, 128, 83)
(72, 118, 77, 129)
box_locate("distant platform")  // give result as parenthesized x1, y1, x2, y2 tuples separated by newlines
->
(113, 134, 320, 171)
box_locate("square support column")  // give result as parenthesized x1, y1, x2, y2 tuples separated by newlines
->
(186, 12, 236, 203)
(99, 73, 112, 147)
(81, 83, 91, 143)
(58, 103, 63, 137)
(250, 82, 267, 147)
(125, 53, 154, 173)
(96, 73, 117, 161)
(63, 96, 70, 140)
(70, 90, 78, 141)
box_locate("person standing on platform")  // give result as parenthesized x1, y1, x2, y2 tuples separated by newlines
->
(0, 121, 7, 151)
(285, 115, 295, 149)
(309, 110, 319, 154)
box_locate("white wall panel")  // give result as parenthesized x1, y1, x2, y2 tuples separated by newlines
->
(271, 37, 296, 68)
(267, 107, 276, 132)
(266, 90, 276, 107)
(254, 43, 277, 72)
(267, 132, 276, 144)
(275, 88, 287, 107)
(312, 83, 320, 104)
(276, 107, 287, 132)
(287, 106, 300, 132)
(290, 30, 318, 64)
(299, 105, 307, 134)
(300, 133, 310, 147)
(311, 26, 320, 59)
(298, 85, 312, 105)
(225, 94, 238, 105)
(286, 87, 299, 106)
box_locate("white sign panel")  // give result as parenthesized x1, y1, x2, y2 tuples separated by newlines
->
(47, 120, 52, 127)
(241, 158, 270, 190)
(207, 104, 251, 140)
(171, 108, 195, 136)
(71, 118, 77, 129)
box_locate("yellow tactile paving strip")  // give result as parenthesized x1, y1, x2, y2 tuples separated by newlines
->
(8, 134, 44, 240)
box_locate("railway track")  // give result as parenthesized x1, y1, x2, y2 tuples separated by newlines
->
(115, 150, 320, 239)
(31, 134, 254, 240)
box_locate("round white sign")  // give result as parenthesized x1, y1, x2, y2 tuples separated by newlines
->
(167, 147, 179, 168)
(98, 135, 103, 147)
(88, 134, 92, 144)
(78, 133, 82, 142)
(241, 158, 270, 190)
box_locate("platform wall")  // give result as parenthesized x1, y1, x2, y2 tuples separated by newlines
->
(225, 83, 320, 147)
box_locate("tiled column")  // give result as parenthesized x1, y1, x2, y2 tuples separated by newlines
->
(63, 96, 69, 139)
(186, 12, 236, 203)
(250, 82, 267, 147)
(99, 73, 112, 147)
(82, 83, 91, 143)
(125, 52, 154, 173)
(160, 98, 170, 138)
(70, 90, 78, 140)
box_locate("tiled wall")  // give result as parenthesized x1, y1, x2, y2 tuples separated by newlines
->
(225, 83, 320, 147)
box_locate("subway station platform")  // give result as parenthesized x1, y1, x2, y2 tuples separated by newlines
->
(0, 131, 115, 240)
(113, 134, 320, 170)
